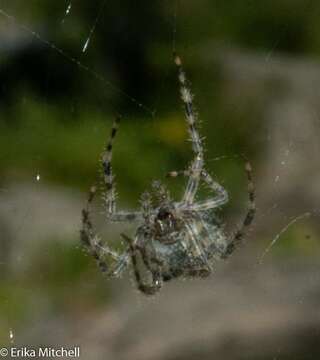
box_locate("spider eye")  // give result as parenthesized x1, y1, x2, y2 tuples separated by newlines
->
(157, 209, 171, 221)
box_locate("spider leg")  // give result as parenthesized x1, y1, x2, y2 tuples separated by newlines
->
(185, 268, 211, 278)
(223, 161, 256, 258)
(166, 170, 189, 178)
(81, 186, 130, 277)
(121, 233, 162, 295)
(102, 116, 142, 222)
(167, 169, 228, 211)
(138, 244, 164, 268)
(174, 53, 204, 205)
(106, 211, 142, 222)
(187, 170, 228, 211)
(163, 268, 209, 280)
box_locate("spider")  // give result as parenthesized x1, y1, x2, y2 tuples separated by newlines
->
(81, 53, 256, 295)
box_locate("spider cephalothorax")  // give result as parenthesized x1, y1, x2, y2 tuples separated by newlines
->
(154, 207, 181, 243)
(81, 53, 256, 295)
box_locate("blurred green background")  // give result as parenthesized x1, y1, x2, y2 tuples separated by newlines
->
(0, 1, 320, 358)
(2, 0, 320, 193)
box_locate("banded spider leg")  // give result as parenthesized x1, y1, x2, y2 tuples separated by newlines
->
(81, 117, 141, 277)
(169, 53, 256, 257)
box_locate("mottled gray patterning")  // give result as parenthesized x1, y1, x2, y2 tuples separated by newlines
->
(81, 54, 256, 295)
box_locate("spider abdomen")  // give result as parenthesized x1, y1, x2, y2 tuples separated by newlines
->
(150, 215, 227, 280)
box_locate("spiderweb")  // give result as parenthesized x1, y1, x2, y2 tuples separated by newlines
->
(0, 1, 319, 357)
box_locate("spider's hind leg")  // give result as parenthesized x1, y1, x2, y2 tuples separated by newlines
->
(102, 116, 142, 222)
(121, 233, 162, 296)
(102, 116, 120, 216)
(223, 161, 256, 258)
(81, 186, 109, 273)
(81, 186, 129, 277)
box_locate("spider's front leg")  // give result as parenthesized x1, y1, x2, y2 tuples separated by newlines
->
(81, 186, 130, 277)
(174, 53, 204, 205)
(102, 116, 142, 222)
(189, 170, 229, 211)
(121, 233, 162, 295)
(166, 169, 228, 211)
